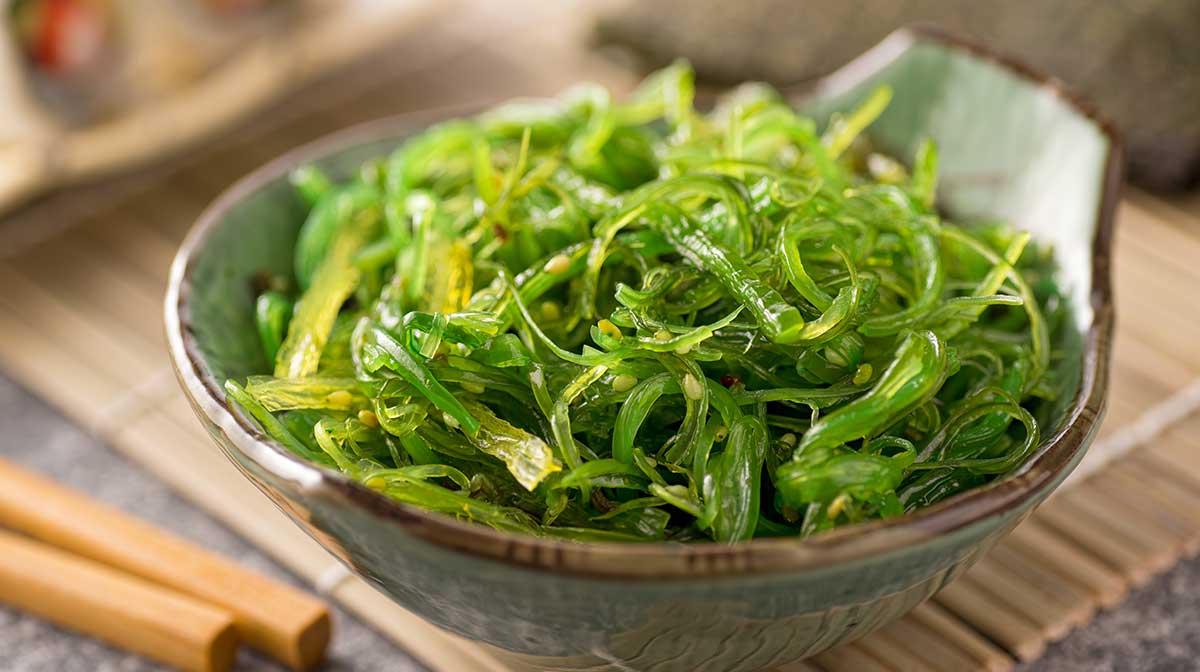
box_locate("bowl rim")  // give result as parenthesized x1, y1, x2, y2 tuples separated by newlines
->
(165, 25, 1121, 580)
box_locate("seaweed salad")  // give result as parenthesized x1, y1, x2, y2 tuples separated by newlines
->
(226, 63, 1068, 543)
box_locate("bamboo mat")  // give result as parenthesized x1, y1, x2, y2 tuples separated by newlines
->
(3, 6, 1200, 671)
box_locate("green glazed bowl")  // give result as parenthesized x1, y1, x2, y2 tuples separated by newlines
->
(166, 27, 1120, 671)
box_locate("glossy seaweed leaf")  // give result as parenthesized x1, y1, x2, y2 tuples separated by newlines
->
(226, 62, 1063, 541)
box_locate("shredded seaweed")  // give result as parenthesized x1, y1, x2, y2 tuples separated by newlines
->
(229, 62, 1067, 543)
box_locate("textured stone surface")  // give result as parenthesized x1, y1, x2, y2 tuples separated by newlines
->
(2, 370, 1198, 671)
(1019, 561, 1200, 672)
(0, 375, 424, 672)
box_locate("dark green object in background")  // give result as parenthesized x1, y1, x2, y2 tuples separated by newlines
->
(596, 0, 1199, 192)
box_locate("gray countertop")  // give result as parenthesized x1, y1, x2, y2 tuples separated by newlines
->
(0, 372, 1195, 672)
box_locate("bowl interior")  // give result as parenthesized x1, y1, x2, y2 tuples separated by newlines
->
(173, 27, 1117, 577)
(185, 133, 409, 384)
(801, 32, 1111, 335)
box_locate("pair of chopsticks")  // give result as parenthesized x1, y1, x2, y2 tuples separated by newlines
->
(0, 457, 331, 672)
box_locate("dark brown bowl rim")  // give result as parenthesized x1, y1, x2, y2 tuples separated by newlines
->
(165, 25, 1121, 580)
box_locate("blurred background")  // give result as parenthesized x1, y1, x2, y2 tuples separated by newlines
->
(1, 0, 1199, 670)
(0, 0, 1196, 231)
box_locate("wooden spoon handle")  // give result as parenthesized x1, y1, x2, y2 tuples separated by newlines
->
(0, 529, 239, 672)
(0, 458, 331, 670)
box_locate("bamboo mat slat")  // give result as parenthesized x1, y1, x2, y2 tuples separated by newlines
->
(3, 5, 1200, 670)
(906, 602, 1013, 672)
(810, 645, 894, 672)
(871, 617, 982, 672)
(1004, 520, 1129, 609)
(856, 634, 932, 671)
(933, 576, 1046, 662)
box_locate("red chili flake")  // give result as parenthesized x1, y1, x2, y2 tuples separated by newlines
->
(492, 222, 508, 242)
(719, 374, 741, 388)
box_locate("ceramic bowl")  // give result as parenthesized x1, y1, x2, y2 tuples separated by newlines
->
(166, 26, 1120, 671)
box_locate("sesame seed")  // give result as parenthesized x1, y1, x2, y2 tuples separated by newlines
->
(357, 409, 380, 428)
(611, 374, 638, 392)
(597, 319, 622, 339)
(544, 253, 571, 274)
(326, 390, 353, 408)
(853, 363, 873, 385)
(662, 484, 690, 499)
(828, 493, 850, 518)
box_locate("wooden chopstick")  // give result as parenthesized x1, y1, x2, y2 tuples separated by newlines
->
(0, 529, 239, 672)
(0, 458, 331, 671)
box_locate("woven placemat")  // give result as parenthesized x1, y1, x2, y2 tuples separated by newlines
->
(3, 5, 1200, 670)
